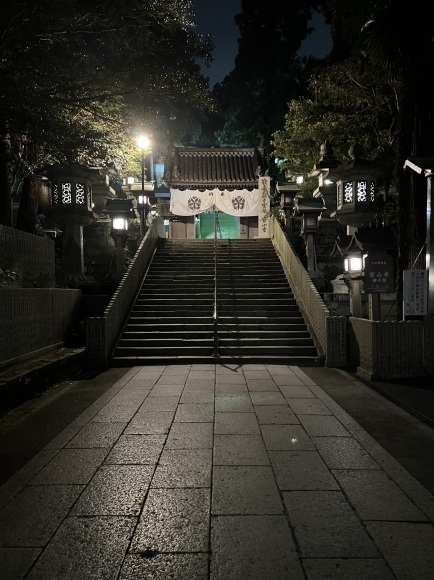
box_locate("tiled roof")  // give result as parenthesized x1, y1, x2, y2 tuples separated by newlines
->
(165, 147, 266, 189)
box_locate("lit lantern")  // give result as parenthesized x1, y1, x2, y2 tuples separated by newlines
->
(334, 144, 385, 228)
(49, 165, 94, 226)
(103, 197, 135, 276)
(103, 198, 134, 234)
(46, 165, 95, 282)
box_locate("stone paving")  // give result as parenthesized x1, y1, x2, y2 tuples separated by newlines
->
(0, 363, 433, 579)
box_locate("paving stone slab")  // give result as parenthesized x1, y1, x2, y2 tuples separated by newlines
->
(282, 490, 379, 558)
(364, 521, 434, 579)
(120, 553, 209, 580)
(30, 448, 108, 485)
(312, 436, 381, 470)
(25, 516, 135, 580)
(0, 484, 83, 546)
(151, 448, 212, 487)
(130, 488, 210, 553)
(269, 450, 340, 490)
(104, 434, 165, 465)
(213, 434, 269, 465)
(210, 515, 303, 579)
(212, 465, 282, 515)
(70, 464, 153, 516)
(214, 412, 261, 434)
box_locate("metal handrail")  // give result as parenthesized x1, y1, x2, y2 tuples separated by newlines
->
(213, 209, 219, 357)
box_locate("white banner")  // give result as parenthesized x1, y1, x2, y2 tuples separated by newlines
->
(258, 176, 271, 237)
(170, 188, 259, 217)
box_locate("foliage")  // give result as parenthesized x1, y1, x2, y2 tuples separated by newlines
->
(324, 0, 434, 317)
(0, 0, 215, 224)
(0, 268, 20, 286)
(271, 59, 395, 184)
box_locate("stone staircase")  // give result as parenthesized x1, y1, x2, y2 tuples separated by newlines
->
(111, 238, 323, 365)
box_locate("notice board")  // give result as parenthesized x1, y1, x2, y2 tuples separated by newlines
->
(403, 269, 427, 316)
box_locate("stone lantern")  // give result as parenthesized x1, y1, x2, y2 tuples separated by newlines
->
(293, 196, 326, 282)
(331, 227, 396, 318)
(47, 164, 95, 285)
(309, 141, 341, 217)
(276, 181, 300, 241)
(103, 197, 135, 277)
(334, 144, 385, 230)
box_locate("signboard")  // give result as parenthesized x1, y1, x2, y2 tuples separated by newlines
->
(403, 269, 428, 316)
(364, 251, 395, 293)
(258, 176, 270, 237)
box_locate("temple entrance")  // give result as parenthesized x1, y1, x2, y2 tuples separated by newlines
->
(197, 211, 239, 239)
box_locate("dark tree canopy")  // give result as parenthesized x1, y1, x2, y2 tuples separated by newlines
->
(0, 0, 214, 227)
(207, 0, 324, 153)
(325, 0, 434, 315)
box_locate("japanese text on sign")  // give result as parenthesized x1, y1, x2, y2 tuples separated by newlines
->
(364, 253, 394, 293)
(403, 269, 427, 316)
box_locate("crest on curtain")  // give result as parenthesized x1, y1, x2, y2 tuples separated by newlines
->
(170, 188, 259, 217)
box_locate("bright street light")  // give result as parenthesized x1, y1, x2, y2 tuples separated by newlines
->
(136, 135, 151, 237)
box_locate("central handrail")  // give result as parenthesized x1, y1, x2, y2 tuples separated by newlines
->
(213, 209, 219, 357)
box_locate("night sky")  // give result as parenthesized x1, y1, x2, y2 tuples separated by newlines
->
(193, 1, 332, 87)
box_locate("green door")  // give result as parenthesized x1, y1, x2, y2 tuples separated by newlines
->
(198, 211, 239, 239)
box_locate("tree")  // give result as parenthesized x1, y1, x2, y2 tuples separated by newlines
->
(325, 0, 434, 316)
(210, 0, 324, 158)
(272, 59, 395, 191)
(0, 0, 214, 230)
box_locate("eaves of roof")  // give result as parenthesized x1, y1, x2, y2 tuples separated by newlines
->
(166, 147, 265, 189)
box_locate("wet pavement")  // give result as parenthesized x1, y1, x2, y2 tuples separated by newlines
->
(0, 363, 433, 579)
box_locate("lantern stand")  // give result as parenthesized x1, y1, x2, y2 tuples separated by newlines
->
(131, 182, 155, 238)
(276, 181, 300, 243)
(328, 143, 391, 318)
(46, 164, 95, 287)
(293, 196, 326, 280)
(344, 248, 365, 318)
(331, 227, 396, 319)
(103, 198, 134, 277)
(331, 235, 365, 317)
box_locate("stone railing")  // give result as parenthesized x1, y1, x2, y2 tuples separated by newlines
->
(0, 288, 81, 367)
(270, 216, 433, 379)
(0, 225, 55, 286)
(86, 217, 165, 366)
(270, 217, 348, 367)
(349, 317, 426, 380)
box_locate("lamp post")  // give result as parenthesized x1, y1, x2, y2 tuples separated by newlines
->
(103, 197, 134, 277)
(136, 135, 151, 238)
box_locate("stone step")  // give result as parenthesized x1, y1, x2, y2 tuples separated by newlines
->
(130, 306, 303, 315)
(111, 238, 321, 366)
(135, 297, 297, 306)
(119, 332, 315, 350)
(112, 354, 322, 366)
(138, 286, 289, 292)
(114, 344, 318, 357)
(125, 318, 308, 329)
